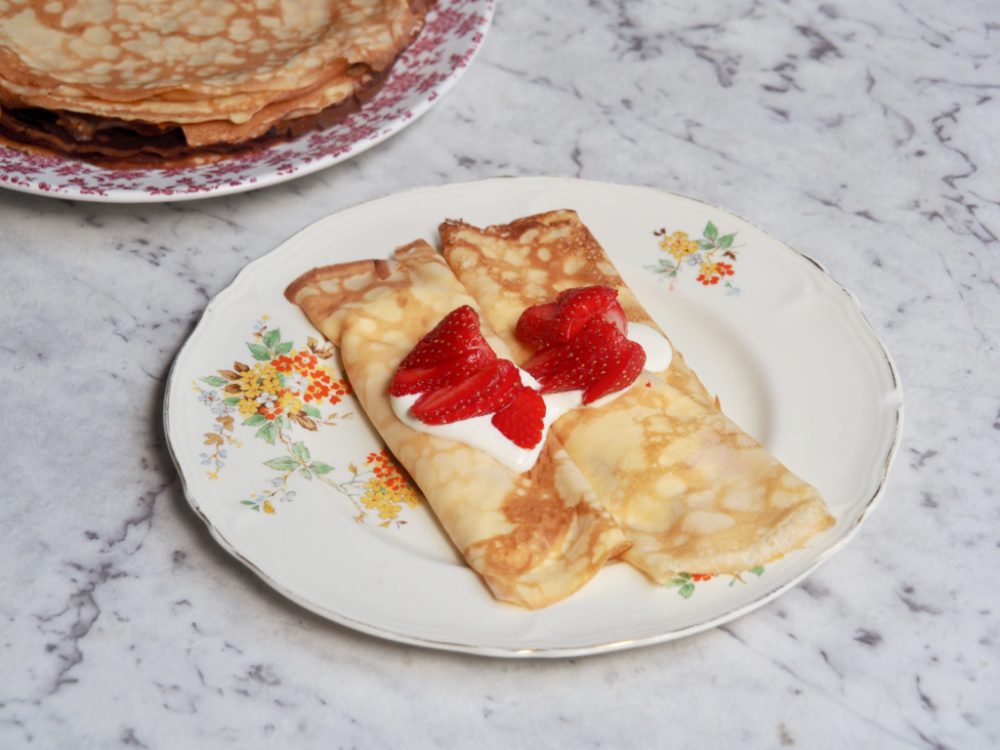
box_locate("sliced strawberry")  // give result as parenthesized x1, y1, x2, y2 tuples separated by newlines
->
(513, 301, 560, 349)
(524, 316, 645, 404)
(391, 306, 497, 396)
(390, 347, 496, 396)
(396, 305, 495, 372)
(491, 385, 546, 449)
(582, 337, 646, 404)
(410, 359, 520, 424)
(515, 286, 627, 348)
(600, 300, 629, 338)
(520, 342, 569, 383)
(524, 316, 616, 394)
(556, 286, 622, 337)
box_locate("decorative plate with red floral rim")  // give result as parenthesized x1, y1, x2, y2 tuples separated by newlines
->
(0, 0, 493, 203)
(164, 176, 903, 657)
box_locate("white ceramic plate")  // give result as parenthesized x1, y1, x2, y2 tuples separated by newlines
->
(164, 176, 903, 657)
(0, 0, 492, 203)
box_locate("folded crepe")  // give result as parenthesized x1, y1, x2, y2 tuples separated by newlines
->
(0, 0, 431, 167)
(284, 240, 629, 609)
(440, 209, 836, 582)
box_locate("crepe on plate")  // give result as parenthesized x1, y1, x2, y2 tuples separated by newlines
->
(0, 0, 431, 167)
(284, 240, 629, 609)
(440, 209, 836, 583)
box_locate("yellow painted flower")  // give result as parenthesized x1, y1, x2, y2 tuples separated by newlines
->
(659, 230, 699, 261)
(361, 478, 402, 520)
(238, 396, 260, 418)
(277, 390, 303, 416)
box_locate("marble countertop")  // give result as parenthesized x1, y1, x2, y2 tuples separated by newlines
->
(2, 1, 997, 747)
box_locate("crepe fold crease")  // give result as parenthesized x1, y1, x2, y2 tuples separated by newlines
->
(439, 209, 836, 584)
(0, 0, 432, 166)
(284, 240, 630, 609)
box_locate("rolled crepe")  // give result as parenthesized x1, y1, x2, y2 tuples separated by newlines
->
(440, 210, 836, 582)
(284, 240, 629, 609)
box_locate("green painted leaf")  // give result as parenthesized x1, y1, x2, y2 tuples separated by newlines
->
(224, 396, 241, 405)
(698, 240, 715, 251)
(265, 456, 299, 471)
(240, 500, 256, 506)
(201, 375, 228, 387)
(749, 565, 765, 577)
(256, 422, 277, 444)
(263, 329, 281, 349)
(310, 462, 334, 475)
(303, 404, 322, 418)
(679, 582, 695, 599)
(299, 468, 313, 480)
(704, 221, 718, 240)
(275, 341, 294, 357)
(646, 260, 679, 280)
(664, 573, 691, 590)
(243, 414, 267, 427)
(291, 441, 310, 462)
(248, 342, 272, 361)
(274, 415, 291, 430)
(718, 233, 735, 249)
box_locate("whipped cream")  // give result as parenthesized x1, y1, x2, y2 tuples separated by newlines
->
(390, 324, 673, 473)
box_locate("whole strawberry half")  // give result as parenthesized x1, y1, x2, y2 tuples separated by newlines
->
(491, 385, 546, 448)
(515, 285, 627, 349)
(391, 305, 498, 396)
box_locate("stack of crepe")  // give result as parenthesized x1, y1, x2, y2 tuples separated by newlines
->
(285, 210, 836, 608)
(0, 0, 432, 167)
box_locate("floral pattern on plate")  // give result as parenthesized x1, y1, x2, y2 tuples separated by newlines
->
(192, 317, 421, 525)
(648, 221, 742, 293)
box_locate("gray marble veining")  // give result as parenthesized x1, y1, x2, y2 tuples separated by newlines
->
(1, 0, 998, 747)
